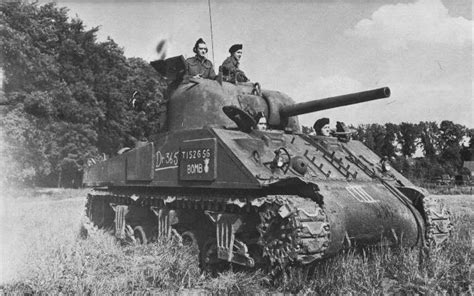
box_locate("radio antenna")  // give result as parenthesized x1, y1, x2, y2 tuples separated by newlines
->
(208, 0, 215, 64)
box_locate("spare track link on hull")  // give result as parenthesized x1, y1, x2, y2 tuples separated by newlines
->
(422, 196, 452, 248)
(85, 191, 330, 267)
(257, 196, 330, 267)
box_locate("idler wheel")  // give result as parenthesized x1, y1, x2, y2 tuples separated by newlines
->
(181, 231, 200, 255)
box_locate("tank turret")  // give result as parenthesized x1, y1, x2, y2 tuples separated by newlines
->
(151, 56, 391, 132)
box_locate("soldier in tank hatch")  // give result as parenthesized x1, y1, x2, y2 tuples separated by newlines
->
(313, 117, 332, 136)
(220, 44, 249, 83)
(184, 38, 217, 81)
(255, 111, 268, 131)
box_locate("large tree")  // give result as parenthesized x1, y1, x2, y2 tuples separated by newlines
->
(0, 2, 166, 186)
(437, 120, 466, 176)
(353, 123, 386, 157)
(381, 123, 399, 158)
(397, 122, 418, 157)
(417, 121, 439, 158)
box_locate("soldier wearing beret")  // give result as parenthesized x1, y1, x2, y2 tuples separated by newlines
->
(220, 44, 249, 83)
(184, 38, 217, 81)
(313, 117, 331, 136)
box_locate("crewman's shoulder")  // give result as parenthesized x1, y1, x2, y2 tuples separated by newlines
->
(186, 57, 213, 68)
(202, 59, 213, 68)
(185, 56, 198, 64)
(222, 56, 237, 68)
(221, 56, 233, 64)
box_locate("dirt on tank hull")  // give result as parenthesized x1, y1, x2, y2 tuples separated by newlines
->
(83, 56, 451, 273)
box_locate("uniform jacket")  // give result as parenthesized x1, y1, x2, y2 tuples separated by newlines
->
(220, 56, 249, 83)
(184, 56, 217, 80)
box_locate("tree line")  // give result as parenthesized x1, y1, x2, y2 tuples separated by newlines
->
(0, 2, 470, 187)
(304, 121, 470, 181)
(1, 2, 167, 187)
(352, 122, 470, 181)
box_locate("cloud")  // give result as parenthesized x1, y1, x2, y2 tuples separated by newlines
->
(346, 0, 472, 50)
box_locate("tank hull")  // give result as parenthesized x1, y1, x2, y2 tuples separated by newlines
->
(83, 127, 449, 272)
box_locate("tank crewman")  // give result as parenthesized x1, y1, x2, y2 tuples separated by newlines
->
(313, 117, 331, 136)
(255, 111, 268, 131)
(220, 44, 249, 83)
(184, 38, 217, 81)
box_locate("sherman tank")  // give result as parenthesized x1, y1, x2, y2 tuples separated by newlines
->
(83, 55, 451, 273)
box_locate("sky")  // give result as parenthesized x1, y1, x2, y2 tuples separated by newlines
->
(41, 0, 472, 128)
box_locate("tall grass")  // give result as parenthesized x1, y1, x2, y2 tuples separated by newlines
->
(293, 213, 472, 295)
(0, 190, 471, 294)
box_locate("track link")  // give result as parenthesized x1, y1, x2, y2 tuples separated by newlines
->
(85, 189, 451, 268)
(422, 196, 452, 248)
(257, 196, 330, 268)
(85, 191, 330, 268)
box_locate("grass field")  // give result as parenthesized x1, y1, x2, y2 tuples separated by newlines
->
(0, 188, 472, 294)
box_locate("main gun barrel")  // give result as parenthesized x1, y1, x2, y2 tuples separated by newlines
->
(280, 87, 391, 118)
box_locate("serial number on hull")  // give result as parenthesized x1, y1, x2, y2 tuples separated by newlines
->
(181, 148, 211, 160)
(180, 138, 217, 181)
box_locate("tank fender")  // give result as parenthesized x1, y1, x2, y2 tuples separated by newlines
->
(259, 177, 324, 205)
(126, 142, 154, 181)
(396, 186, 427, 216)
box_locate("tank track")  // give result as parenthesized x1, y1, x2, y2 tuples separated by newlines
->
(422, 196, 452, 248)
(257, 196, 330, 268)
(85, 190, 447, 270)
(84, 190, 330, 268)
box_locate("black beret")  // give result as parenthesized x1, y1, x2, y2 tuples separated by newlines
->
(313, 118, 330, 134)
(229, 44, 243, 54)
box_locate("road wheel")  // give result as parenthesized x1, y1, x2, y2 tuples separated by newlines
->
(200, 238, 228, 276)
(181, 231, 200, 256)
(133, 226, 148, 244)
